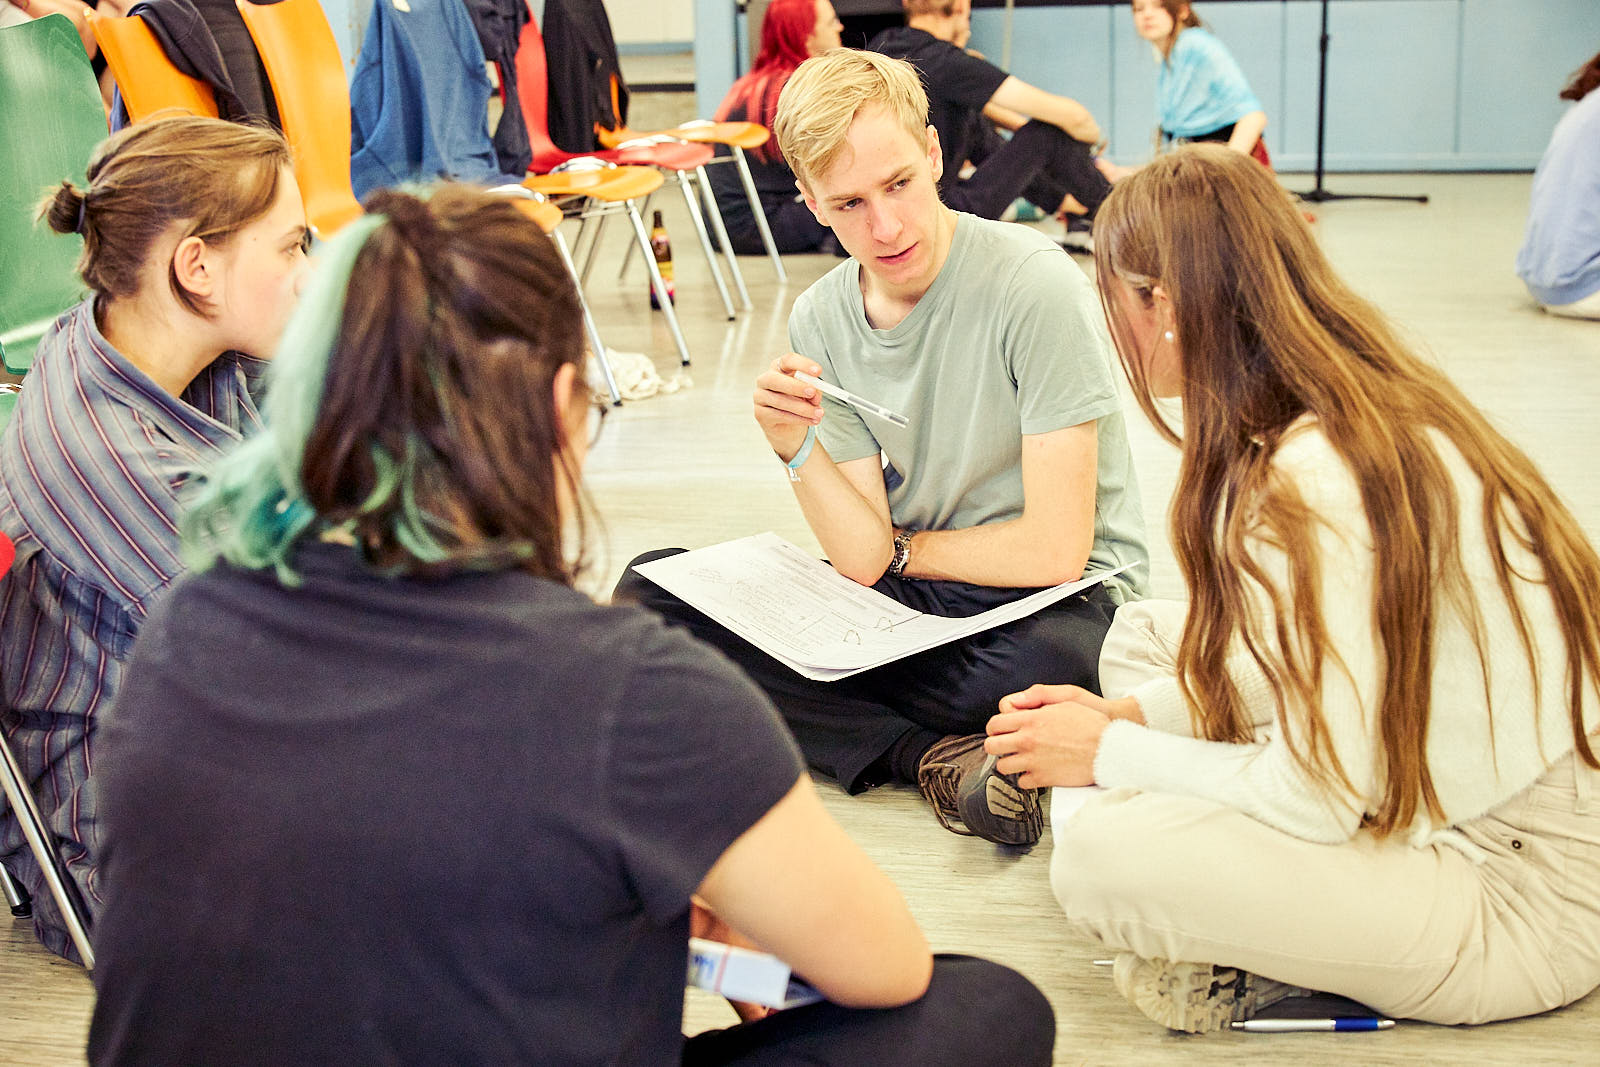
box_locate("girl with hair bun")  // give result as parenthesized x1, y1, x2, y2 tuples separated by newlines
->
(0, 115, 306, 961)
(87, 183, 1055, 1065)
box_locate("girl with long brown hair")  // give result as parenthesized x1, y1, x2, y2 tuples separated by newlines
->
(985, 144, 1600, 1031)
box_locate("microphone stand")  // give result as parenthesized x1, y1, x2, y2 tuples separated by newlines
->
(1295, 0, 1428, 205)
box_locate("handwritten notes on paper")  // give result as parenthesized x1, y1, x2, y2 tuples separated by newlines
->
(631, 532, 1128, 681)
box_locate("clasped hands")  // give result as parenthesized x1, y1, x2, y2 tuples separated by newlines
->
(983, 685, 1144, 788)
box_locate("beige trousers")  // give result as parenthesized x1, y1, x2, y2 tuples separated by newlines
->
(1052, 599, 1600, 1024)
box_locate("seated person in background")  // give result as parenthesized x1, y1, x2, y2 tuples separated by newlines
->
(1131, 0, 1268, 164)
(1516, 48, 1600, 320)
(984, 145, 1600, 1032)
(617, 50, 1147, 848)
(86, 186, 1056, 1065)
(707, 0, 843, 255)
(869, 0, 1112, 252)
(0, 0, 96, 56)
(0, 116, 306, 961)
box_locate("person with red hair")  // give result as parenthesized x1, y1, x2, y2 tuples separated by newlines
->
(707, 0, 844, 255)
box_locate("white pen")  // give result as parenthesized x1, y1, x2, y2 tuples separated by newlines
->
(793, 371, 910, 428)
(1230, 1018, 1395, 1033)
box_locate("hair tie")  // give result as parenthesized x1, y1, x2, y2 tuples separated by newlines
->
(75, 196, 88, 237)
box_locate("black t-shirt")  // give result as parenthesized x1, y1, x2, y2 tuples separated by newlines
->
(87, 542, 804, 1066)
(868, 26, 1010, 195)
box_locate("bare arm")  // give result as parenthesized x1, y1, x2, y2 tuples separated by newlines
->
(754, 353, 896, 585)
(989, 76, 1101, 144)
(696, 776, 933, 1008)
(1227, 110, 1267, 155)
(899, 421, 1100, 588)
(982, 100, 1027, 133)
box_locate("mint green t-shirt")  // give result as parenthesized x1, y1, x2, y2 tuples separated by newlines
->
(787, 212, 1147, 601)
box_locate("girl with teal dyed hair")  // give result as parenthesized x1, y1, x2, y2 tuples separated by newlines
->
(179, 183, 596, 582)
(90, 185, 1038, 1065)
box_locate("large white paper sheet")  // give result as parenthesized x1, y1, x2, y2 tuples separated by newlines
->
(632, 532, 1130, 681)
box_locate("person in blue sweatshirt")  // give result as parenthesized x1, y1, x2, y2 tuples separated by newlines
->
(1516, 48, 1600, 320)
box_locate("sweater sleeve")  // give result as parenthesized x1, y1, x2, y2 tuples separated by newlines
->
(1096, 430, 1381, 843)
(1129, 655, 1281, 740)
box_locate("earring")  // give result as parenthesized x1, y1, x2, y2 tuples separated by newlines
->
(1163, 330, 1174, 342)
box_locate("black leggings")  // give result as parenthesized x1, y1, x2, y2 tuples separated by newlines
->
(943, 121, 1112, 220)
(681, 954, 1055, 1066)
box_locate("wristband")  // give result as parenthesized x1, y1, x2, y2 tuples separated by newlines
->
(784, 425, 817, 482)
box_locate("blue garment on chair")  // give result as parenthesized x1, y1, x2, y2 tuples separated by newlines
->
(349, 0, 516, 198)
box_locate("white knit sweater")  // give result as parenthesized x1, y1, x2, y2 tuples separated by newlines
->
(1094, 421, 1599, 846)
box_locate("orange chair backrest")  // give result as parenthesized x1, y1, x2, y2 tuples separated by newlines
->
(91, 13, 218, 121)
(236, 0, 363, 238)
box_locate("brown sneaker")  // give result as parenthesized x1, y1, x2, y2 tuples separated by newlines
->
(916, 734, 1043, 846)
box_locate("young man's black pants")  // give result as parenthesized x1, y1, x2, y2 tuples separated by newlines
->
(944, 120, 1112, 221)
(614, 548, 1120, 793)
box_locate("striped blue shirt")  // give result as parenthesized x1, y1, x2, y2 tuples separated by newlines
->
(0, 299, 262, 959)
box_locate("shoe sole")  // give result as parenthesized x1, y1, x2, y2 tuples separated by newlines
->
(1113, 956, 1303, 1033)
(955, 753, 1043, 846)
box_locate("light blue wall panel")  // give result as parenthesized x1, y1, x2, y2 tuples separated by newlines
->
(690, 1, 1599, 171)
(1457, 0, 1600, 168)
(318, 0, 373, 73)
(1111, 13, 1159, 162)
(968, 6, 1115, 128)
(695, 0, 740, 118)
(1282, 0, 1458, 171)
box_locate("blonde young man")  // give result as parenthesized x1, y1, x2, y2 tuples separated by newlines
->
(616, 51, 1146, 847)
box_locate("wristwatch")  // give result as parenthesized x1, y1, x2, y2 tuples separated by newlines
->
(888, 530, 914, 579)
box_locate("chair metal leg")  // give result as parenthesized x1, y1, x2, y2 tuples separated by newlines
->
(616, 189, 655, 279)
(733, 145, 787, 283)
(551, 229, 622, 406)
(696, 165, 750, 311)
(626, 203, 692, 365)
(570, 210, 597, 270)
(2, 862, 31, 918)
(674, 172, 736, 321)
(0, 731, 94, 967)
(578, 210, 611, 288)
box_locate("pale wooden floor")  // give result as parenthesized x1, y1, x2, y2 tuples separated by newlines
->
(5, 171, 1600, 1064)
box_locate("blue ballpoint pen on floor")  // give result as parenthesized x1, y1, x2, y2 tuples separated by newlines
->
(1231, 1018, 1395, 1032)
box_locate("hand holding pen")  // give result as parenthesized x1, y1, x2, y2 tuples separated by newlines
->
(753, 354, 828, 463)
(753, 355, 911, 464)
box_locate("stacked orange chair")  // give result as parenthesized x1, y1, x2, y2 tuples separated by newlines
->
(89, 11, 218, 121)
(515, 15, 747, 319)
(234, 0, 688, 392)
